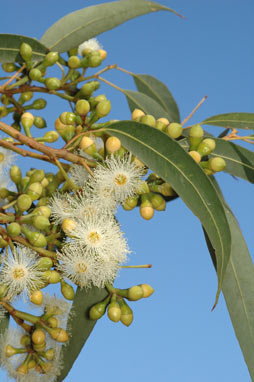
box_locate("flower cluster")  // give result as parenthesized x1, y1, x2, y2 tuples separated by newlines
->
(51, 154, 145, 289)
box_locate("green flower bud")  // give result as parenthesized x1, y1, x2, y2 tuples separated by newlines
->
(47, 317, 59, 328)
(75, 99, 90, 115)
(32, 215, 50, 230)
(37, 256, 53, 270)
(122, 195, 139, 211)
(158, 183, 176, 197)
(140, 284, 154, 298)
(149, 193, 166, 211)
(21, 226, 47, 247)
(189, 124, 204, 150)
(80, 136, 96, 156)
(48, 327, 69, 343)
(29, 290, 43, 305)
(0, 236, 8, 248)
(60, 281, 75, 300)
(44, 52, 59, 66)
(65, 112, 76, 125)
(10, 165, 22, 184)
(131, 109, 145, 121)
(197, 138, 216, 157)
(7, 222, 21, 237)
(59, 112, 68, 125)
(20, 42, 32, 61)
(43, 131, 59, 143)
(5, 345, 20, 358)
(43, 270, 61, 284)
(2, 63, 17, 73)
(208, 157, 226, 172)
(44, 349, 55, 361)
(89, 301, 108, 320)
(80, 81, 100, 97)
(37, 197, 50, 207)
(140, 114, 156, 128)
(166, 122, 183, 139)
(29, 169, 45, 183)
(118, 299, 133, 327)
(46, 179, 58, 196)
(29, 68, 42, 81)
(45, 77, 61, 90)
(88, 52, 102, 67)
(19, 176, 30, 193)
(96, 100, 111, 118)
(27, 182, 43, 200)
(21, 112, 34, 133)
(136, 181, 150, 195)
(107, 301, 121, 323)
(32, 98, 47, 110)
(140, 194, 154, 220)
(20, 334, 31, 346)
(68, 55, 81, 68)
(127, 285, 144, 301)
(19, 91, 33, 103)
(155, 120, 167, 131)
(105, 136, 121, 153)
(68, 47, 78, 56)
(17, 194, 32, 212)
(34, 206, 51, 219)
(34, 116, 46, 129)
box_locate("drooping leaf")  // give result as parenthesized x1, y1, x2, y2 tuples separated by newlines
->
(56, 286, 108, 382)
(104, 121, 231, 306)
(202, 113, 254, 130)
(179, 137, 254, 183)
(40, 0, 182, 53)
(0, 34, 48, 63)
(132, 74, 180, 122)
(204, 178, 254, 380)
(123, 90, 172, 120)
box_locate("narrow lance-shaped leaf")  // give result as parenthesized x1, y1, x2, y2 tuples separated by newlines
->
(0, 34, 48, 63)
(56, 286, 108, 382)
(202, 113, 254, 130)
(104, 121, 231, 306)
(40, 0, 182, 53)
(133, 74, 180, 122)
(123, 90, 172, 120)
(204, 178, 254, 380)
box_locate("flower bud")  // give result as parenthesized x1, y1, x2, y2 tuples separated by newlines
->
(0, 237, 8, 248)
(47, 317, 59, 328)
(158, 183, 176, 197)
(189, 124, 204, 150)
(62, 218, 76, 235)
(107, 301, 121, 323)
(75, 99, 90, 115)
(32, 215, 50, 230)
(122, 195, 139, 211)
(106, 136, 121, 153)
(37, 197, 50, 207)
(131, 109, 145, 121)
(2, 63, 17, 73)
(40, 177, 49, 187)
(80, 81, 97, 97)
(17, 362, 29, 375)
(48, 328, 69, 342)
(34, 116, 47, 129)
(20, 42, 32, 61)
(20, 334, 31, 346)
(188, 150, 201, 163)
(149, 193, 166, 211)
(29, 169, 45, 183)
(166, 122, 183, 139)
(66, 112, 76, 125)
(140, 114, 156, 128)
(37, 256, 53, 270)
(96, 100, 111, 118)
(32, 329, 46, 345)
(34, 206, 51, 218)
(44, 348, 55, 361)
(7, 222, 21, 237)
(79, 136, 96, 156)
(98, 49, 107, 60)
(44, 52, 59, 66)
(155, 120, 167, 131)
(140, 284, 154, 298)
(136, 181, 150, 195)
(208, 157, 226, 172)
(157, 117, 170, 126)
(28, 359, 36, 369)
(118, 299, 133, 327)
(60, 280, 75, 300)
(33, 341, 46, 352)
(5, 345, 20, 357)
(68, 55, 81, 68)
(10, 165, 22, 184)
(127, 285, 144, 301)
(27, 182, 43, 201)
(30, 290, 43, 305)
(43, 131, 59, 143)
(88, 52, 102, 67)
(0, 188, 9, 199)
(89, 299, 109, 320)
(140, 194, 154, 220)
(19, 91, 33, 103)
(29, 68, 42, 81)
(21, 225, 47, 247)
(32, 98, 47, 110)
(45, 77, 61, 90)
(44, 270, 61, 284)
(17, 194, 32, 212)
(197, 138, 216, 157)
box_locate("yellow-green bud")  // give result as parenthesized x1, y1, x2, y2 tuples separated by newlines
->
(32, 98, 47, 110)
(34, 206, 51, 218)
(68, 55, 81, 68)
(189, 124, 204, 150)
(20, 42, 32, 61)
(47, 317, 59, 328)
(21, 225, 47, 247)
(20, 334, 31, 346)
(37, 256, 53, 270)
(188, 151, 201, 163)
(44, 270, 61, 284)
(149, 193, 166, 211)
(10, 165, 22, 184)
(197, 138, 216, 157)
(48, 328, 69, 342)
(2, 63, 17, 73)
(79, 136, 96, 156)
(21, 112, 34, 130)
(106, 136, 121, 153)
(34, 116, 46, 129)
(157, 117, 170, 126)
(208, 157, 226, 172)
(43, 131, 59, 143)
(158, 183, 176, 197)
(140, 284, 154, 298)
(155, 120, 167, 131)
(61, 281, 75, 300)
(7, 222, 21, 237)
(88, 51, 102, 67)
(122, 196, 139, 211)
(0, 188, 9, 199)
(17, 363, 29, 375)
(118, 299, 133, 327)
(44, 52, 59, 66)
(96, 100, 111, 118)
(166, 122, 183, 139)
(0, 236, 8, 248)
(27, 182, 43, 201)
(29, 169, 45, 183)
(5, 345, 19, 358)
(65, 112, 76, 125)
(29, 68, 42, 81)
(127, 285, 144, 301)
(59, 112, 68, 125)
(32, 329, 46, 345)
(29, 290, 43, 305)
(45, 77, 61, 90)
(32, 215, 50, 230)
(75, 99, 90, 115)
(89, 300, 108, 320)
(107, 301, 121, 323)
(33, 341, 46, 352)
(140, 114, 156, 127)
(17, 194, 32, 212)
(62, 218, 76, 235)
(136, 181, 150, 195)
(98, 49, 107, 60)
(44, 349, 55, 361)
(131, 109, 145, 120)
(140, 194, 154, 220)
(19, 91, 33, 103)
(0, 284, 7, 297)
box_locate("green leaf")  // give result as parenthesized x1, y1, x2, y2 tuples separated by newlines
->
(0, 34, 48, 63)
(179, 137, 254, 183)
(123, 90, 172, 120)
(204, 178, 254, 380)
(0, 314, 9, 336)
(56, 286, 108, 382)
(132, 74, 180, 122)
(40, 0, 182, 53)
(104, 121, 231, 306)
(202, 113, 254, 130)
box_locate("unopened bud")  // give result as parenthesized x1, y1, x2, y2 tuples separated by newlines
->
(89, 299, 109, 320)
(44, 270, 61, 284)
(197, 138, 216, 157)
(10, 165, 22, 184)
(127, 285, 144, 301)
(30, 290, 43, 305)
(96, 100, 111, 118)
(107, 301, 121, 323)
(44, 348, 55, 361)
(7, 222, 21, 237)
(62, 218, 76, 235)
(21, 112, 34, 130)
(27, 182, 43, 201)
(149, 193, 166, 211)
(61, 280, 75, 300)
(32, 98, 47, 110)
(37, 256, 53, 270)
(188, 150, 201, 163)
(140, 194, 154, 220)
(48, 328, 69, 343)
(45, 77, 61, 90)
(75, 99, 90, 116)
(118, 299, 133, 327)
(166, 122, 183, 139)
(189, 124, 204, 150)
(140, 284, 154, 298)
(208, 157, 226, 172)
(20, 42, 32, 61)
(29, 68, 42, 81)
(43, 131, 59, 143)
(32, 329, 46, 345)
(98, 49, 107, 60)
(29, 169, 45, 183)
(68, 55, 81, 68)
(140, 114, 156, 128)
(44, 52, 59, 66)
(106, 136, 121, 153)
(79, 136, 96, 156)
(131, 109, 145, 121)
(122, 196, 139, 211)
(32, 215, 50, 230)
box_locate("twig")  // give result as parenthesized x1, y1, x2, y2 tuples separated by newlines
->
(0, 64, 26, 90)
(182, 95, 207, 127)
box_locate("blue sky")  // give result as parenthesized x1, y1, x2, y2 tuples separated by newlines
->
(0, 1, 253, 381)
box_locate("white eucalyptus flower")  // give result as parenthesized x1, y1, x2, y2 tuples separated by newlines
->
(69, 164, 89, 188)
(78, 38, 102, 56)
(0, 146, 16, 173)
(49, 192, 74, 224)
